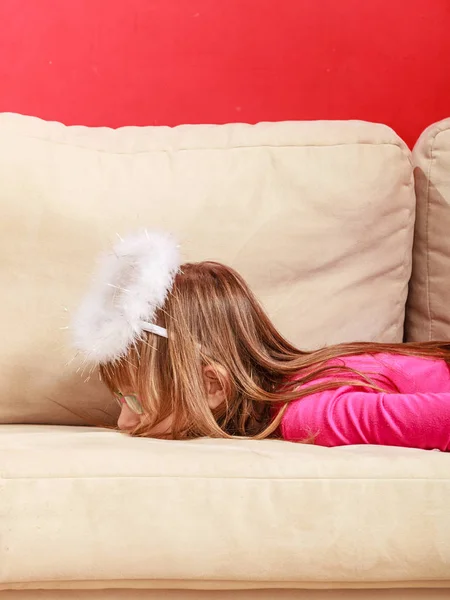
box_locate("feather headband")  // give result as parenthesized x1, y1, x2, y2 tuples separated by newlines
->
(72, 230, 180, 364)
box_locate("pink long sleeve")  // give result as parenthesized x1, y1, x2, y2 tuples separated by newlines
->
(281, 387, 450, 450)
(281, 354, 450, 450)
(282, 387, 450, 451)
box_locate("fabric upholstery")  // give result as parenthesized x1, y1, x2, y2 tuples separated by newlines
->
(2, 425, 450, 591)
(1, 590, 449, 600)
(0, 114, 414, 425)
(0, 116, 448, 596)
(406, 117, 450, 342)
(2, 590, 449, 600)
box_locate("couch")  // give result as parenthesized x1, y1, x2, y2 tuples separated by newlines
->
(0, 113, 449, 599)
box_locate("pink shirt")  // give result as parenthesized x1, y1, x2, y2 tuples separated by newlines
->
(281, 354, 450, 450)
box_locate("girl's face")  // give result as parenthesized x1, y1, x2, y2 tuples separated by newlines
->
(114, 364, 227, 436)
(115, 391, 175, 435)
(114, 392, 142, 430)
(117, 401, 142, 431)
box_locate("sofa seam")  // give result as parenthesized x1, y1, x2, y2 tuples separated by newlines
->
(400, 169, 416, 340)
(424, 133, 436, 340)
(2, 580, 450, 590)
(1, 475, 449, 481)
(0, 132, 411, 156)
(2, 579, 450, 590)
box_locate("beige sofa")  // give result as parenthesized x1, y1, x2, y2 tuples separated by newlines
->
(0, 114, 449, 600)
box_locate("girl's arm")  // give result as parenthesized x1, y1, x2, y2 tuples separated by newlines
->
(281, 387, 450, 450)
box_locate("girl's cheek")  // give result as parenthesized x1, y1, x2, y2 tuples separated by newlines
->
(147, 414, 173, 435)
(117, 405, 142, 431)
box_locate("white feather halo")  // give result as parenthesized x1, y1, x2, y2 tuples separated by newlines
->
(72, 230, 180, 364)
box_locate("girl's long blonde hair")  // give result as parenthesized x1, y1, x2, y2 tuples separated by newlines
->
(100, 261, 450, 440)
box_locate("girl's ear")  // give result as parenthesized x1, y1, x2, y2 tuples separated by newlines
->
(202, 364, 227, 409)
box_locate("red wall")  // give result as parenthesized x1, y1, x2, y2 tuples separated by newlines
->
(0, 0, 449, 147)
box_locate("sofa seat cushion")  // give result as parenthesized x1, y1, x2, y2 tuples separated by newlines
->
(1, 425, 450, 591)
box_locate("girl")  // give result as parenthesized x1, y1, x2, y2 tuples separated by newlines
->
(73, 231, 450, 449)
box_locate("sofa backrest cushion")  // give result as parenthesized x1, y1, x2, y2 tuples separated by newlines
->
(0, 114, 414, 424)
(406, 118, 450, 342)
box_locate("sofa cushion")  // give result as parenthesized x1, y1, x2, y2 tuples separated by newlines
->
(0, 114, 414, 424)
(1, 425, 450, 591)
(406, 117, 450, 342)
